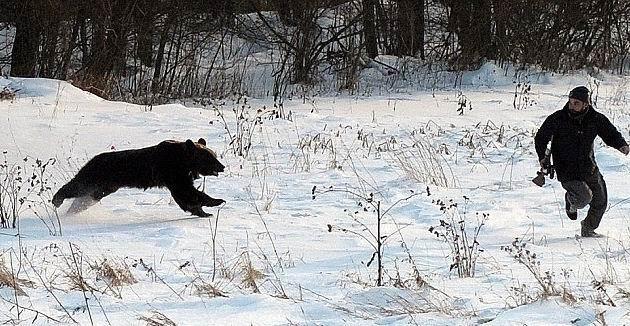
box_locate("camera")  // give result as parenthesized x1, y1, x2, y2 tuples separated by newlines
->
(532, 160, 554, 187)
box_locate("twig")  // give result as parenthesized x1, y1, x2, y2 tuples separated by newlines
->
(23, 251, 78, 323)
(136, 258, 184, 301)
(9, 253, 20, 320)
(247, 189, 283, 271)
(210, 203, 225, 282)
(0, 296, 63, 323)
(68, 243, 94, 325)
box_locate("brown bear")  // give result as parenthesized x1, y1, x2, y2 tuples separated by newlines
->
(52, 138, 225, 217)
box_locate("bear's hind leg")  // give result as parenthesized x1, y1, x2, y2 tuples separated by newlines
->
(66, 187, 117, 214)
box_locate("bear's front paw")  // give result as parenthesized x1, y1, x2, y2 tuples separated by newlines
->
(190, 207, 212, 217)
(51, 195, 64, 207)
(206, 198, 225, 207)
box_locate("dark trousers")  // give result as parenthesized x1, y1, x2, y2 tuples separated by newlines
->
(561, 172, 607, 230)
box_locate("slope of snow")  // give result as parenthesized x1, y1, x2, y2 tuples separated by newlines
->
(1, 70, 629, 325)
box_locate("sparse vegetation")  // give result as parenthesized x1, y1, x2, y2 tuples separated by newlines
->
(139, 311, 177, 326)
(314, 185, 423, 286)
(0, 87, 16, 101)
(2, 15, 630, 321)
(428, 197, 486, 278)
(390, 134, 455, 188)
(0, 257, 33, 296)
(0, 154, 61, 233)
(501, 239, 562, 299)
(457, 91, 472, 115)
(513, 80, 535, 110)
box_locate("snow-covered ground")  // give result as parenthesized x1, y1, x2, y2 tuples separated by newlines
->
(1, 65, 630, 325)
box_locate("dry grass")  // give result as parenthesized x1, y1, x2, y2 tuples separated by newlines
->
(390, 138, 454, 188)
(241, 252, 265, 293)
(64, 256, 136, 299)
(139, 310, 177, 326)
(194, 281, 227, 298)
(64, 265, 98, 293)
(94, 258, 137, 287)
(0, 87, 16, 101)
(0, 259, 34, 296)
(180, 260, 229, 299)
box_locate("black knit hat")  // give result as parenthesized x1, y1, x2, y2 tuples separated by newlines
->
(569, 86, 590, 104)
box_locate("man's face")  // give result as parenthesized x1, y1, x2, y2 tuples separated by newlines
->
(569, 98, 587, 112)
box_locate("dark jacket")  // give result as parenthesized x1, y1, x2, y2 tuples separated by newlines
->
(535, 103, 628, 182)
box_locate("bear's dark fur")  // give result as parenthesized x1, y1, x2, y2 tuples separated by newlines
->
(52, 138, 225, 217)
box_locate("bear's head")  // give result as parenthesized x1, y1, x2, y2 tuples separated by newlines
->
(186, 138, 225, 178)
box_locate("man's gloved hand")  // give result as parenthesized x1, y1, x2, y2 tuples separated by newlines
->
(539, 159, 551, 169)
(620, 145, 630, 155)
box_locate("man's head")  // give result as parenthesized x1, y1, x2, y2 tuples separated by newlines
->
(568, 86, 589, 112)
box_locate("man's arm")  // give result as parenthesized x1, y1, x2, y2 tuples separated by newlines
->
(534, 114, 556, 163)
(597, 114, 628, 155)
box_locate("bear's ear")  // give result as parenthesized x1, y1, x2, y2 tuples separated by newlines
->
(185, 139, 196, 153)
(197, 138, 206, 146)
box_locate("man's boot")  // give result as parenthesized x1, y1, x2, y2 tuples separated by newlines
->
(580, 220, 598, 237)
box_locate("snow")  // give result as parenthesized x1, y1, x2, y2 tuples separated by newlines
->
(1, 69, 630, 325)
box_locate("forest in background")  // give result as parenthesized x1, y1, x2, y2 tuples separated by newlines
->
(0, 0, 629, 101)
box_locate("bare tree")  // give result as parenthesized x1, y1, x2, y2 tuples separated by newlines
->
(2, 0, 629, 100)
(363, 0, 378, 58)
(395, 0, 425, 58)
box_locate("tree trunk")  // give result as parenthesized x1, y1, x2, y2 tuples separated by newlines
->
(396, 0, 424, 58)
(82, 0, 131, 92)
(417, 0, 425, 60)
(291, 4, 316, 84)
(152, 16, 173, 93)
(60, 17, 81, 79)
(10, 3, 41, 77)
(135, 0, 155, 67)
(84, 19, 108, 83)
(363, 0, 378, 58)
(275, 0, 296, 26)
(40, 20, 60, 78)
(447, 0, 492, 68)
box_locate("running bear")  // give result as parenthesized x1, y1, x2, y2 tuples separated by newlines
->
(52, 138, 225, 217)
